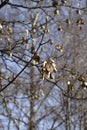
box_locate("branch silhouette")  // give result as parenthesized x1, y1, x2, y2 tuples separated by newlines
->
(0, 0, 9, 9)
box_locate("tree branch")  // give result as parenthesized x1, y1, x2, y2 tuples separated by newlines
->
(0, 0, 9, 9)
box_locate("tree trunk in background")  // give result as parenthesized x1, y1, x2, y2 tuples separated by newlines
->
(0, 70, 2, 89)
(65, 87, 71, 130)
(29, 67, 36, 130)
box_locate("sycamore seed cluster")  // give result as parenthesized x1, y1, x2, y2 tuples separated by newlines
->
(42, 59, 57, 80)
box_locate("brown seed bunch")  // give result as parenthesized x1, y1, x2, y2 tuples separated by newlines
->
(76, 19, 85, 26)
(66, 19, 71, 25)
(58, 25, 62, 31)
(54, 9, 60, 15)
(55, 45, 63, 52)
(32, 53, 40, 65)
(42, 59, 57, 80)
(44, 29, 50, 34)
(78, 75, 85, 82)
(49, 39, 54, 45)
(61, 0, 67, 4)
(67, 81, 74, 92)
(76, 10, 81, 15)
(52, 1, 59, 7)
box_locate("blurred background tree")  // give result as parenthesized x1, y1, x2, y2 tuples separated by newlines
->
(0, 0, 87, 129)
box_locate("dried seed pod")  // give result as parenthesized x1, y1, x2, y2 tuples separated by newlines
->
(58, 25, 62, 31)
(33, 12, 39, 26)
(83, 82, 87, 89)
(46, 15, 49, 21)
(0, 23, 2, 29)
(67, 80, 71, 85)
(80, 19, 85, 24)
(50, 58, 57, 72)
(78, 75, 85, 82)
(44, 29, 50, 34)
(43, 71, 51, 80)
(76, 19, 85, 26)
(81, 81, 87, 90)
(66, 19, 71, 25)
(32, 53, 40, 65)
(41, 25, 46, 30)
(52, 0, 58, 7)
(49, 39, 54, 44)
(54, 9, 60, 15)
(30, 46, 35, 54)
(61, 0, 67, 4)
(35, 95, 39, 100)
(13, 99, 18, 105)
(33, 28, 36, 33)
(76, 20, 81, 25)
(67, 81, 73, 91)
(84, 81, 87, 86)
(7, 27, 13, 33)
(56, 45, 63, 52)
(42, 59, 57, 80)
(25, 39, 29, 48)
(8, 51, 13, 57)
(76, 10, 81, 15)
(25, 29, 28, 36)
